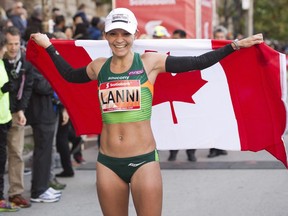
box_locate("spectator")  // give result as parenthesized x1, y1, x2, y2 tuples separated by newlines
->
(74, 3, 89, 27)
(27, 5, 42, 33)
(8, 1, 27, 38)
(69, 124, 86, 165)
(53, 31, 67, 40)
(168, 29, 197, 162)
(88, 16, 103, 40)
(172, 29, 187, 39)
(152, 25, 170, 39)
(64, 26, 73, 40)
(207, 26, 229, 158)
(50, 32, 75, 178)
(55, 111, 75, 177)
(71, 13, 84, 37)
(47, 7, 61, 33)
(72, 13, 84, 27)
(0, 19, 13, 32)
(25, 64, 62, 203)
(0, 31, 19, 213)
(53, 15, 73, 40)
(53, 15, 66, 33)
(23, 5, 43, 42)
(73, 23, 89, 40)
(49, 85, 69, 188)
(213, 26, 228, 40)
(0, 6, 8, 20)
(51, 7, 61, 21)
(3, 26, 33, 208)
(0, 6, 11, 32)
(21, 30, 62, 203)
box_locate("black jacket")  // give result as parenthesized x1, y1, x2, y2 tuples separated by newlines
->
(3, 51, 33, 113)
(25, 69, 57, 125)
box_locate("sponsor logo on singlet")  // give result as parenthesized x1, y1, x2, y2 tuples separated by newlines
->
(99, 80, 141, 113)
(128, 69, 144, 76)
(108, 76, 129, 81)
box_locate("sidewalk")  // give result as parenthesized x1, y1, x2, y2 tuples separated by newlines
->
(3, 134, 288, 216)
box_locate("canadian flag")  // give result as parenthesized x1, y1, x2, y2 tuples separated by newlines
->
(26, 39, 288, 167)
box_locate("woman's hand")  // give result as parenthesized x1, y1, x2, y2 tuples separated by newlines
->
(236, 33, 264, 49)
(30, 33, 52, 49)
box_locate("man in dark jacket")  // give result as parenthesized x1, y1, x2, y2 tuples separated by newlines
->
(3, 26, 33, 208)
(25, 67, 61, 203)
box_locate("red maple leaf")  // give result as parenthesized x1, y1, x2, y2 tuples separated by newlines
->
(153, 71, 207, 124)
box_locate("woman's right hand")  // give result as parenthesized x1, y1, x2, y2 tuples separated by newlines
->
(30, 33, 52, 49)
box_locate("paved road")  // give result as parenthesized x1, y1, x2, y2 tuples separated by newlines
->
(3, 136, 288, 216)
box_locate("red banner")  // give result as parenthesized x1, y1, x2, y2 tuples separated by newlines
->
(201, 0, 213, 38)
(114, 0, 200, 38)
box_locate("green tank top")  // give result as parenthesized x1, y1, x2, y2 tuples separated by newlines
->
(98, 52, 153, 124)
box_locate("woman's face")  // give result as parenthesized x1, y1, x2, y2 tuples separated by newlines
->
(105, 29, 136, 57)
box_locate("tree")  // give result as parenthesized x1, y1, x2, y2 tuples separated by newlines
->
(254, 0, 288, 44)
(217, 0, 288, 44)
(216, 0, 245, 38)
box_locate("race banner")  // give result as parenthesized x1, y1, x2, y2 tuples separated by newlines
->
(114, 0, 210, 38)
(201, 0, 214, 38)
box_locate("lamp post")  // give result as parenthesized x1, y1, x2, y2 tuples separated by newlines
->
(242, 0, 253, 36)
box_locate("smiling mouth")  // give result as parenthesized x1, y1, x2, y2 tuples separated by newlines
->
(114, 44, 127, 49)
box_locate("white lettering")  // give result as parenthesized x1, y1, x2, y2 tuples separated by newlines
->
(129, 0, 176, 6)
(110, 82, 131, 87)
(202, 0, 212, 7)
(108, 76, 129, 80)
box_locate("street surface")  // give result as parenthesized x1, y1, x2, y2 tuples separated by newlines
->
(3, 136, 288, 216)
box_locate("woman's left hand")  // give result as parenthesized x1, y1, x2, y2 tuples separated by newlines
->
(237, 33, 263, 48)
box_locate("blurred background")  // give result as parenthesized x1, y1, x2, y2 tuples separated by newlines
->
(0, 0, 287, 48)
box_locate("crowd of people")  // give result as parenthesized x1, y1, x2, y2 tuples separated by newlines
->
(0, 1, 102, 212)
(0, 1, 264, 215)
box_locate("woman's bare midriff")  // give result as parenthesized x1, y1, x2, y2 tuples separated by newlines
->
(99, 120, 156, 158)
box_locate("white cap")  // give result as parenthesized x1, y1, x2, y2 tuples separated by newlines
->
(105, 8, 138, 34)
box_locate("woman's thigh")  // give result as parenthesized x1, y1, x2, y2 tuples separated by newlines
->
(96, 162, 130, 216)
(131, 162, 163, 216)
